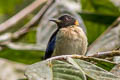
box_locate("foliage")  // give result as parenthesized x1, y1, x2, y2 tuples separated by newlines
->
(0, 48, 44, 64)
(0, 0, 42, 64)
(25, 55, 119, 80)
(0, 0, 119, 64)
(80, 0, 120, 44)
(0, 0, 120, 80)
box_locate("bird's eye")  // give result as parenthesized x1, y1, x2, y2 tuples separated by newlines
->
(65, 17, 69, 21)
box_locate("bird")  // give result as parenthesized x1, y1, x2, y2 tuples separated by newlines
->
(44, 14, 88, 59)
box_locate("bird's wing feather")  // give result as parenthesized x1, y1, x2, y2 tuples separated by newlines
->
(44, 29, 59, 59)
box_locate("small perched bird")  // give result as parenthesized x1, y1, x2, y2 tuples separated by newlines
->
(44, 14, 88, 59)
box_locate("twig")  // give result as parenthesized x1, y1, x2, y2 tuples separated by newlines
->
(46, 50, 120, 61)
(0, 0, 54, 42)
(0, 33, 12, 42)
(0, 0, 55, 51)
(88, 17, 120, 50)
(6, 42, 46, 51)
(14, 0, 55, 38)
(0, 0, 47, 33)
(90, 50, 120, 58)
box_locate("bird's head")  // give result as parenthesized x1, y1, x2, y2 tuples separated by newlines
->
(50, 14, 79, 28)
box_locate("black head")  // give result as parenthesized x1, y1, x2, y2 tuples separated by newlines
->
(50, 15, 79, 28)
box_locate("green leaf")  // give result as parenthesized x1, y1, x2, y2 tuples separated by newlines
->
(0, 48, 44, 64)
(80, 0, 120, 44)
(0, 0, 23, 14)
(72, 58, 119, 80)
(81, 0, 120, 15)
(25, 60, 86, 80)
(79, 12, 118, 44)
(52, 60, 86, 80)
(79, 12, 118, 25)
(25, 55, 119, 80)
(81, 57, 116, 71)
(25, 61, 53, 80)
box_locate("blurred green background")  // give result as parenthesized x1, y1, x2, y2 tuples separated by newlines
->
(0, 0, 119, 64)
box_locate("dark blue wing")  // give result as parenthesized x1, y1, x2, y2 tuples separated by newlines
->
(44, 29, 59, 59)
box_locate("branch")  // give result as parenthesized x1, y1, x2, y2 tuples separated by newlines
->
(0, 0, 47, 33)
(5, 42, 46, 51)
(45, 50, 120, 61)
(87, 17, 120, 56)
(0, 0, 54, 42)
(88, 17, 120, 50)
(14, 0, 55, 38)
(0, 33, 12, 42)
(89, 50, 120, 58)
(0, 0, 55, 51)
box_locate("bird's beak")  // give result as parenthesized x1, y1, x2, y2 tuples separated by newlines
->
(49, 19, 61, 23)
